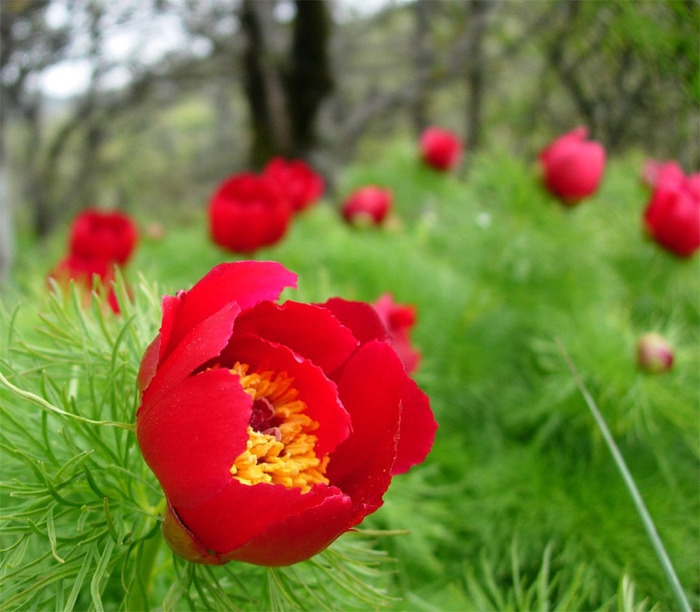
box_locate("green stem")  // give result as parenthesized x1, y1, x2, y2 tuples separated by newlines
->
(557, 339, 691, 612)
(126, 499, 166, 610)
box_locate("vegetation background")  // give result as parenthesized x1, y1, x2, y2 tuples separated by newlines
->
(1, 0, 698, 610)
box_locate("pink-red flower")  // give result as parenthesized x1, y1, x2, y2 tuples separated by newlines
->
(263, 157, 324, 213)
(643, 168, 700, 258)
(538, 126, 606, 204)
(69, 208, 138, 265)
(136, 261, 437, 567)
(641, 159, 685, 190)
(209, 173, 293, 254)
(419, 126, 463, 172)
(372, 293, 421, 374)
(341, 186, 393, 226)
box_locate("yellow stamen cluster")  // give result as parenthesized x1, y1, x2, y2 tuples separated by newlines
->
(229, 362, 329, 493)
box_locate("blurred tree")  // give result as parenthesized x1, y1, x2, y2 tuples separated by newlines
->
(463, 0, 492, 152)
(539, 0, 699, 164)
(240, 0, 334, 168)
(1, 0, 69, 271)
(409, 0, 433, 133)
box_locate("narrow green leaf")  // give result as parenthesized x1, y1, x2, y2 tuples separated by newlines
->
(46, 505, 65, 563)
(89, 539, 115, 612)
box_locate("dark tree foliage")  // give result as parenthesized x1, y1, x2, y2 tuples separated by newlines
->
(540, 0, 699, 162)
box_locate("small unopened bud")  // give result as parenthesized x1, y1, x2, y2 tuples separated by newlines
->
(636, 333, 674, 374)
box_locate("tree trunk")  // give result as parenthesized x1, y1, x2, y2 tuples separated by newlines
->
(464, 0, 491, 151)
(240, 0, 333, 168)
(410, 0, 433, 134)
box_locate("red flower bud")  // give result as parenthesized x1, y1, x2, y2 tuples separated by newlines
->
(69, 208, 138, 265)
(538, 126, 606, 205)
(372, 293, 421, 374)
(419, 126, 463, 172)
(263, 157, 324, 213)
(136, 261, 437, 566)
(636, 333, 674, 374)
(341, 186, 393, 226)
(643, 168, 700, 258)
(209, 173, 293, 254)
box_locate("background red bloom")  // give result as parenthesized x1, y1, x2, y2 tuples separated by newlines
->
(643, 171, 700, 258)
(539, 126, 606, 204)
(47, 254, 121, 312)
(69, 208, 138, 265)
(341, 185, 393, 226)
(136, 261, 436, 567)
(419, 126, 463, 172)
(372, 293, 421, 374)
(209, 173, 293, 254)
(47, 208, 137, 312)
(641, 158, 685, 190)
(263, 157, 324, 213)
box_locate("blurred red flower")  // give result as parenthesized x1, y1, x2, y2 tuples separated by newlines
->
(341, 186, 393, 226)
(48, 254, 121, 313)
(643, 169, 700, 258)
(263, 157, 324, 213)
(136, 261, 436, 567)
(209, 173, 293, 254)
(372, 293, 421, 374)
(640, 159, 685, 190)
(47, 208, 138, 313)
(538, 126, 606, 204)
(419, 126, 463, 172)
(69, 208, 138, 265)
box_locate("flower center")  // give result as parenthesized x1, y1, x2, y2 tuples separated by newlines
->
(229, 362, 330, 493)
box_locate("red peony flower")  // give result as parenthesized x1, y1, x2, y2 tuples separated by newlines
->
(643, 170, 700, 258)
(69, 208, 138, 265)
(136, 261, 437, 567)
(538, 126, 606, 204)
(419, 126, 463, 172)
(641, 159, 685, 190)
(341, 186, 393, 226)
(209, 173, 293, 254)
(48, 254, 121, 313)
(263, 157, 324, 213)
(372, 293, 421, 374)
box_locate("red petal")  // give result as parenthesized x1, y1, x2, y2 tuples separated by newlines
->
(137, 336, 160, 392)
(392, 377, 437, 475)
(221, 335, 351, 456)
(320, 298, 388, 346)
(157, 293, 183, 364)
(160, 262, 297, 362)
(234, 301, 359, 373)
(222, 491, 355, 566)
(326, 340, 404, 510)
(176, 480, 346, 555)
(137, 368, 252, 508)
(141, 302, 241, 407)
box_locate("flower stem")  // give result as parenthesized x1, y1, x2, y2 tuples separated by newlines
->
(126, 499, 166, 610)
(556, 338, 690, 612)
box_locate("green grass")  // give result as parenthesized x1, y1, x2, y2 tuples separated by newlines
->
(1, 142, 698, 610)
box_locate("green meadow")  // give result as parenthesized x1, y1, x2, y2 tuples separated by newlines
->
(1, 141, 698, 610)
